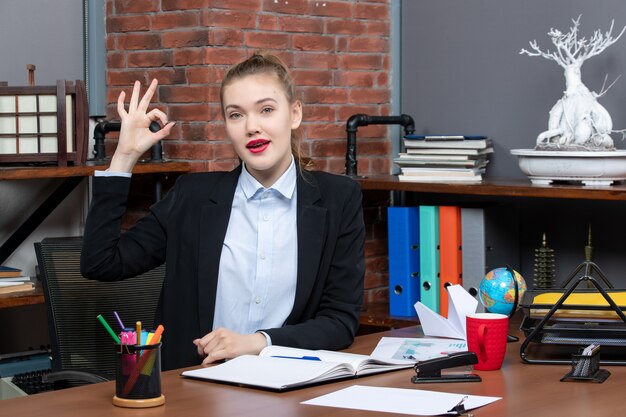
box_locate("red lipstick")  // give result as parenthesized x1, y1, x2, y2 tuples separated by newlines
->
(246, 139, 270, 154)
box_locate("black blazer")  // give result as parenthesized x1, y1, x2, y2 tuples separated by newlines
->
(81, 166, 365, 370)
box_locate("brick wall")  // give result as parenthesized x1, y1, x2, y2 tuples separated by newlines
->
(106, 0, 391, 307)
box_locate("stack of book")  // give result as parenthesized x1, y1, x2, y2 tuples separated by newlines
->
(394, 135, 493, 182)
(0, 266, 34, 295)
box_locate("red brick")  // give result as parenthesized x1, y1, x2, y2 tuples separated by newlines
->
(257, 14, 278, 31)
(178, 123, 208, 141)
(335, 71, 375, 87)
(186, 66, 225, 84)
(118, 33, 161, 50)
(169, 104, 211, 121)
(163, 142, 214, 159)
(203, 10, 256, 29)
(303, 87, 348, 104)
(151, 12, 199, 30)
(364, 270, 387, 290)
(211, 0, 260, 10)
(302, 105, 335, 122)
(148, 68, 187, 85)
(307, 1, 352, 18)
(339, 54, 385, 71)
(364, 287, 389, 304)
(368, 156, 390, 175)
(355, 3, 389, 20)
(128, 51, 174, 67)
(293, 34, 335, 52)
(367, 21, 390, 36)
(292, 70, 332, 86)
(338, 105, 381, 121)
(349, 88, 390, 104)
(107, 70, 149, 85)
(204, 123, 227, 141)
(174, 48, 206, 66)
(359, 138, 390, 155)
(162, 30, 209, 48)
(310, 139, 345, 154)
(107, 52, 126, 68)
(159, 85, 216, 103)
(263, 0, 308, 14)
(325, 19, 367, 35)
(205, 48, 247, 65)
(106, 34, 116, 50)
(212, 142, 238, 159)
(349, 37, 388, 53)
(209, 28, 244, 46)
(161, 0, 208, 11)
(278, 16, 324, 33)
(107, 15, 150, 32)
(376, 72, 389, 88)
(243, 32, 290, 50)
(293, 53, 338, 69)
(114, 0, 159, 14)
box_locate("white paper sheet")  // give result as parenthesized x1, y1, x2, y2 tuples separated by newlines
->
(414, 284, 478, 339)
(371, 337, 468, 361)
(302, 385, 501, 416)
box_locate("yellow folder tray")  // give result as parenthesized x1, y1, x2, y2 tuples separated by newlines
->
(527, 291, 626, 321)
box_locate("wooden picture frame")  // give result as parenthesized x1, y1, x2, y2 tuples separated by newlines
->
(0, 80, 89, 166)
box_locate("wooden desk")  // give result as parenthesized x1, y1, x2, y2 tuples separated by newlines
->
(0, 283, 43, 309)
(3, 324, 624, 417)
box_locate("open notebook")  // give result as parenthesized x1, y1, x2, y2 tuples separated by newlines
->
(181, 345, 413, 391)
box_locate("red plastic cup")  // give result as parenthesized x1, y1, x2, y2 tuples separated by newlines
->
(466, 313, 509, 371)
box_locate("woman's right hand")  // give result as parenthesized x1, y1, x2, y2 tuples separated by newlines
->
(108, 79, 175, 173)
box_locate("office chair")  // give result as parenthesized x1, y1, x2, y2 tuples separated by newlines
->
(35, 236, 165, 387)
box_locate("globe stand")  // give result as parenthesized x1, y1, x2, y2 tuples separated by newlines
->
(504, 266, 520, 343)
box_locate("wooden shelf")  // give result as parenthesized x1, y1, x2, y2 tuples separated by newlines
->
(358, 175, 626, 201)
(0, 161, 194, 309)
(0, 283, 44, 309)
(0, 161, 192, 180)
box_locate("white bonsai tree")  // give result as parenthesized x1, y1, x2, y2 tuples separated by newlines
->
(520, 16, 626, 151)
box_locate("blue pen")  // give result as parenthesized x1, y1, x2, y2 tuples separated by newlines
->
(271, 355, 321, 361)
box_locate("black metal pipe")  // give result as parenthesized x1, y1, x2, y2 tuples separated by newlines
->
(92, 121, 163, 162)
(92, 120, 121, 162)
(345, 114, 415, 177)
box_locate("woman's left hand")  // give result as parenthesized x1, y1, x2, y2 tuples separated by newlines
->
(193, 328, 267, 365)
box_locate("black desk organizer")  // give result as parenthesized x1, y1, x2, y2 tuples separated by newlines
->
(560, 347, 610, 383)
(519, 259, 626, 365)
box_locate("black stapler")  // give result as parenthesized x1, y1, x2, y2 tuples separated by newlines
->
(412, 351, 482, 384)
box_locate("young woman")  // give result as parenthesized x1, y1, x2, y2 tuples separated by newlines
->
(81, 54, 365, 371)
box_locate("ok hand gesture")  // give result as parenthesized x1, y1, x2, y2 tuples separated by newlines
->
(109, 79, 175, 173)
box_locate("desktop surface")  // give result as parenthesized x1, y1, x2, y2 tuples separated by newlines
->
(2, 323, 624, 417)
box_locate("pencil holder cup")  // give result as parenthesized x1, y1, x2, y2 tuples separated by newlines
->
(560, 347, 610, 383)
(112, 343, 165, 408)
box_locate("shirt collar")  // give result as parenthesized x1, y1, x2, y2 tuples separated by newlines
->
(240, 157, 297, 200)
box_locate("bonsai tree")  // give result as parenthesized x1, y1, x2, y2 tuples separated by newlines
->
(520, 16, 626, 151)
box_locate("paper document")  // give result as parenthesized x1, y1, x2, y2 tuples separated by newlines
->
(302, 385, 501, 416)
(371, 337, 468, 361)
(414, 284, 478, 339)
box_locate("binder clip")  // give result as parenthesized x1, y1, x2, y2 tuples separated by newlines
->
(447, 396, 473, 416)
(411, 352, 482, 384)
(561, 344, 610, 383)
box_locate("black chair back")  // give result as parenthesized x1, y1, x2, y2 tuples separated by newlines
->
(35, 237, 164, 380)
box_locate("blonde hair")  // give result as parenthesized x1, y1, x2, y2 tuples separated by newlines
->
(220, 53, 313, 170)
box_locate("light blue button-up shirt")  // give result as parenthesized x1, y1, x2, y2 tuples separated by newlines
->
(212, 158, 298, 337)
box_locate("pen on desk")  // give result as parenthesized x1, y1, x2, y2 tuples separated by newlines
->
(113, 311, 125, 330)
(271, 355, 321, 361)
(97, 314, 121, 344)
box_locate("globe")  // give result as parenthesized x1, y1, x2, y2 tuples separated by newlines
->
(479, 267, 527, 316)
